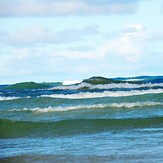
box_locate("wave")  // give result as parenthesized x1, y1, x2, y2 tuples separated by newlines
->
(42, 89, 163, 99)
(10, 102, 163, 112)
(0, 96, 21, 101)
(1, 117, 163, 138)
(51, 82, 163, 90)
(0, 96, 30, 101)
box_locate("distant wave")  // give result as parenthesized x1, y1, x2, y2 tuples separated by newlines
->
(0, 96, 20, 101)
(10, 102, 163, 112)
(51, 82, 163, 90)
(42, 89, 163, 99)
(0, 96, 30, 101)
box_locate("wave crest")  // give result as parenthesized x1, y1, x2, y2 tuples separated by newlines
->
(10, 102, 163, 112)
(0, 96, 20, 101)
(51, 82, 163, 90)
(42, 89, 163, 99)
(1, 117, 163, 138)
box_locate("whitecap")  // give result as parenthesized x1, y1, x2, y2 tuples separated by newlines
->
(50, 82, 163, 90)
(11, 102, 163, 112)
(0, 96, 20, 101)
(0, 96, 31, 101)
(42, 89, 163, 99)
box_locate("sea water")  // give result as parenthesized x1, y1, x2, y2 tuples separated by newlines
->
(0, 77, 163, 162)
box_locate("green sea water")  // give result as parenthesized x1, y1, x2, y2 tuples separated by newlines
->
(0, 76, 163, 162)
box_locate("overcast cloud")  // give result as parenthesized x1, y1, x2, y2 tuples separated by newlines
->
(0, 0, 141, 16)
(1, 25, 99, 46)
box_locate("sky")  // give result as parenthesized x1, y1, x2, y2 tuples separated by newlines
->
(0, 0, 163, 84)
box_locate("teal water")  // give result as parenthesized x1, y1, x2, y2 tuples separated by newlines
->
(0, 77, 163, 162)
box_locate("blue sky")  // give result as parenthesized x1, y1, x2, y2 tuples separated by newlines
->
(0, 0, 163, 84)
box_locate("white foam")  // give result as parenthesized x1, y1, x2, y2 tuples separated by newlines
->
(11, 102, 163, 112)
(50, 82, 90, 90)
(62, 80, 82, 85)
(109, 102, 162, 108)
(51, 82, 163, 90)
(0, 96, 20, 101)
(0, 96, 30, 101)
(42, 89, 163, 99)
(124, 79, 144, 81)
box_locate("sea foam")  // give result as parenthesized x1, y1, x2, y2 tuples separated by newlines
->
(42, 89, 163, 99)
(11, 102, 163, 112)
(0, 96, 20, 101)
(0, 96, 30, 101)
(51, 82, 163, 90)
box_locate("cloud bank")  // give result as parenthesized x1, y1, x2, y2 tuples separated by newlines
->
(100, 23, 147, 62)
(1, 25, 99, 46)
(0, 22, 162, 83)
(0, 0, 141, 16)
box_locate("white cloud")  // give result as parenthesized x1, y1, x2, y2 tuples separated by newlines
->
(3, 26, 49, 46)
(122, 23, 145, 35)
(0, 61, 6, 74)
(99, 23, 147, 62)
(0, 0, 141, 16)
(2, 25, 99, 46)
(1, 23, 161, 62)
(48, 49, 95, 60)
(1, 22, 162, 83)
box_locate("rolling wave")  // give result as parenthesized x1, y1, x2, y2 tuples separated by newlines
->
(1, 117, 163, 138)
(51, 82, 163, 90)
(42, 89, 163, 99)
(10, 102, 163, 112)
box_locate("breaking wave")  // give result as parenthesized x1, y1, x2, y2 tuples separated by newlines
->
(0, 96, 31, 101)
(51, 82, 163, 90)
(0, 96, 21, 101)
(10, 102, 163, 112)
(42, 89, 163, 99)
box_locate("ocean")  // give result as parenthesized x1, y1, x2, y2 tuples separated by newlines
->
(0, 76, 163, 162)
